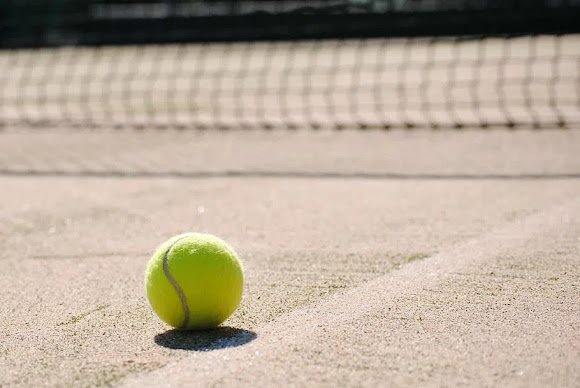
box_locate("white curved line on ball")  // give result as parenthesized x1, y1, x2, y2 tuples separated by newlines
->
(162, 236, 190, 329)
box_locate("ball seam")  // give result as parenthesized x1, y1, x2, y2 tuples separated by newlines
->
(162, 236, 191, 329)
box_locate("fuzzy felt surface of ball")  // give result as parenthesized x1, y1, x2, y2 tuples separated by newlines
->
(145, 233, 244, 330)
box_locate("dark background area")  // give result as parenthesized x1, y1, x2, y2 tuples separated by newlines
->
(2, 0, 580, 48)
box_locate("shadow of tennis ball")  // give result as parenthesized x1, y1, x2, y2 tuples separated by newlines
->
(154, 327, 256, 351)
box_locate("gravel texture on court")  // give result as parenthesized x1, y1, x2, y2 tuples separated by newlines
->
(0, 129, 578, 387)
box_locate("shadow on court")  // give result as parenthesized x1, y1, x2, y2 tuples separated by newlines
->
(1, 169, 579, 180)
(154, 327, 257, 351)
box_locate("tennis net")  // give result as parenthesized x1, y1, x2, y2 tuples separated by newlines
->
(1, 1, 579, 129)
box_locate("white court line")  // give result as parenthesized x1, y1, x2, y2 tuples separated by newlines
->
(122, 197, 580, 387)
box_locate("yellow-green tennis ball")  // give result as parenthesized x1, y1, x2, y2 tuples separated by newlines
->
(145, 233, 243, 330)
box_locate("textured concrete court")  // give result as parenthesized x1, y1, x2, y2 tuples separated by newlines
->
(0, 129, 579, 387)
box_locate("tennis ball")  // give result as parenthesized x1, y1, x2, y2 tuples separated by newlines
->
(145, 233, 244, 330)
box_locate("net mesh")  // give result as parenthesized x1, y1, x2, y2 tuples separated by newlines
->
(1, 1, 579, 130)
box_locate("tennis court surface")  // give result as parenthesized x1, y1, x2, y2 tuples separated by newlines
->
(1, 129, 579, 387)
(1, 1, 579, 387)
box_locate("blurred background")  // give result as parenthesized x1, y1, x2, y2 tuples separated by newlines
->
(1, 0, 579, 129)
